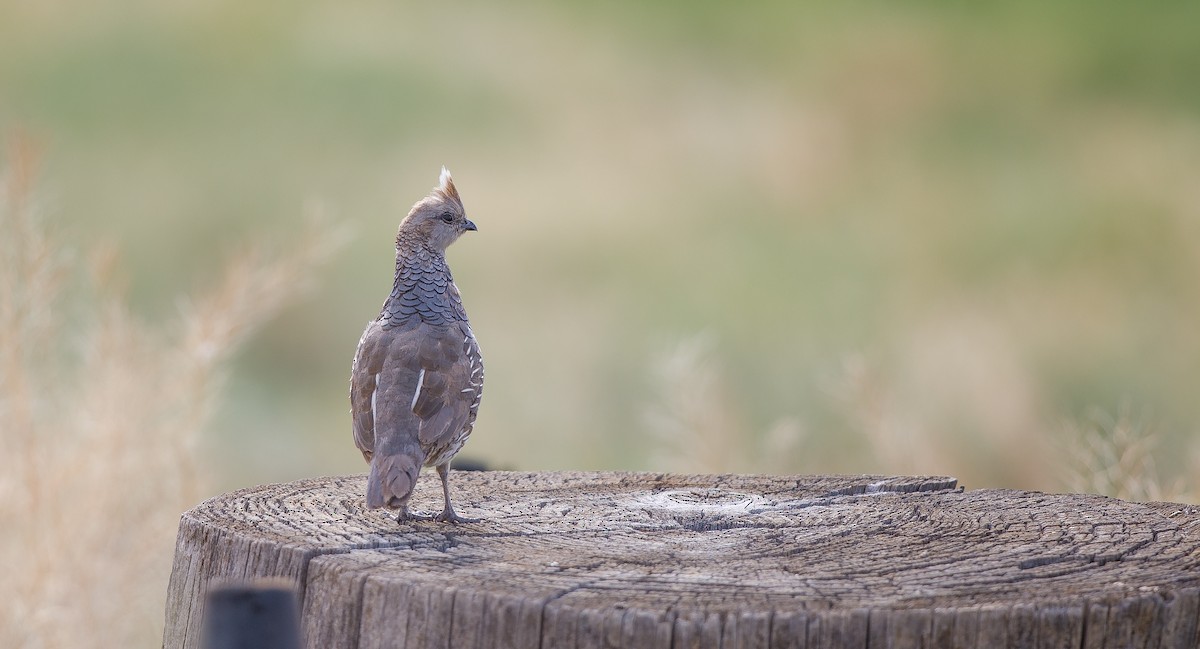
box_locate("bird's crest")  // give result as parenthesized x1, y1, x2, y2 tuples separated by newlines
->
(433, 166, 462, 206)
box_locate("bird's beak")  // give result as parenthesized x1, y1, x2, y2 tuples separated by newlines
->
(463, 219, 478, 232)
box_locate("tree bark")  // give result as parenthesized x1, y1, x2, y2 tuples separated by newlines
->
(163, 471, 1200, 648)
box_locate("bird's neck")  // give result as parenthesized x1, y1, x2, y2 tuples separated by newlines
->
(395, 228, 444, 257)
(393, 239, 447, 275)
(379, 240, 464, 326)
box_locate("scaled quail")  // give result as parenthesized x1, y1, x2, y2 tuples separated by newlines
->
(350, 167, 483, 523)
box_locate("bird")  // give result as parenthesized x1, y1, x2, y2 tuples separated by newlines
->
(350, 167, 483, 523)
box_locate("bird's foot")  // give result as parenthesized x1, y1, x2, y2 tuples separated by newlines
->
(434, 507, 479, 524)
(396, 508, 435, 523)
(396, 509, 476, 523)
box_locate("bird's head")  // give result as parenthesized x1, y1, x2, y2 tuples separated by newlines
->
(397, 166, 477, 251)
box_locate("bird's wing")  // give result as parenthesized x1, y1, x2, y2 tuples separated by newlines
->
(407, 322, 477, 464)
(349, 320, 385, 460)
(359, 321, 475, 466)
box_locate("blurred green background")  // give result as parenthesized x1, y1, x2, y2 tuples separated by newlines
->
(3, 0, 1198, 496)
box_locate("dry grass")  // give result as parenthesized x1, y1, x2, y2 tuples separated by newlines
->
(821, 330, 1051, 488)
(1061, 402, 1192, 503)
(644, 333, 804, 475)
(647, 332, 1196, 507)
(4, 1, 1200, 500)
(0, 138, 343, 649)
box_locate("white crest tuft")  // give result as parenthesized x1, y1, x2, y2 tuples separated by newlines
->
(432, 165, 462, 205)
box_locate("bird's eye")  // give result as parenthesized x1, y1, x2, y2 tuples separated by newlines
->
(440, 212, 454, 223)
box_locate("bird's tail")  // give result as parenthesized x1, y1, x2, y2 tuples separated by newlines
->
(366, 451, 422, 509)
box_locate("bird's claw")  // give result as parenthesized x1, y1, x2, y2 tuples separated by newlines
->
(395, 509, 477, 524)
(396, 509, 433, 523)
(434, 509, 478, 524)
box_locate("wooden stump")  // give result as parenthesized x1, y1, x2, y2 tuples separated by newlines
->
(163, 471, 1200, 648)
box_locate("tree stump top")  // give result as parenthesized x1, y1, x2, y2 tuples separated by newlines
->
(165, 471, 1200, 648)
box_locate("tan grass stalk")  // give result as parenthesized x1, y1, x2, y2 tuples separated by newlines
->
(644, 333, 804, 474)
(1060, 402, 1190, 503)
(0, 139, 344, 648)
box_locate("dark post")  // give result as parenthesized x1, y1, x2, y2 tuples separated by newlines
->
(201, 582, 301, 649)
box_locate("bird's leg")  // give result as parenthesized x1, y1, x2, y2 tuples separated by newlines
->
(433, 464, 478, 523)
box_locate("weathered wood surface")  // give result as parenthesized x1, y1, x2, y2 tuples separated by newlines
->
(163, 471, 1200, 649)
